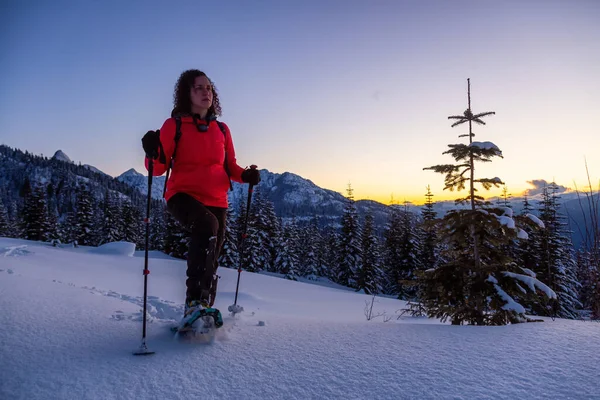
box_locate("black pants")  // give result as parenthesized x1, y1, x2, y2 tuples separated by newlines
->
(167, 193, 226, 306)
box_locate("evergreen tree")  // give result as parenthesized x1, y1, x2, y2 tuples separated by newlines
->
(357, 211, 384, 294)
(383, 204, 403, 296)
(164, 212, 188, 258)
(239, 190, 270, 273)
(101, 190, 123, 245)
(74, 184, 96, 246)
(513, 196, 546, 313)
(20, 186, 50, 242)
(0, 201, 11, 237)
(298, 216, 322, 279)
(321, 226, 340, 281)
(122, 200, 142, 249)
(397, 203, 422, 299)
(537, 183, 581, 318)
(420, 186, 439, 271)
(149, 201, 166, 251)
(219, 207, 239, 269)
(422, 79, 555, 325)
(252, 188, 279, 272)
(275, 220, 301, 280)
(337, 184, 362, 288)
(8, 200, 21, 238)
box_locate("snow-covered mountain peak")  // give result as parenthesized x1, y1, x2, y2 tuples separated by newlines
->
(118, 168, 144, 179)
(52, 150, 72, 163)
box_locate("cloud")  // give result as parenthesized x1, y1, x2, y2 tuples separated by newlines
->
(522, 179, 570, 196)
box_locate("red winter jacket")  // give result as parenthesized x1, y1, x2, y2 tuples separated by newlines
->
(144, 116, 245, 208)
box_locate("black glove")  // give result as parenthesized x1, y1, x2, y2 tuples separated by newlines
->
(241, 167, 260, 185)
(142, 130, 161, 159)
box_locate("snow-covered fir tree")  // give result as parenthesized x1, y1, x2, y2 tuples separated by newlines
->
(275, 220, 301, 280)
(383, 204, 403, 296)
(251, 188, 279, 272)
(219, 207, 239, 270)
(239, 188, 271, 273)
(297, 216, 322, 280)
(7, 200, 21, 238)
(513, 196, 546, 313)
(164, 212, 187, 259)
(122, 200, 142, 249)
(20, 185, 51, 242)
(100, 189, 123, 245)
(321, 226, 340, 281)
(0, 201, 12, 237)
(397, 202, 422, 299)
(422, 79, 556, 325)
(357, 211, 384, 294)
(74, 184, 96, 246)
(336, 184, 362, 288)
(149, 201, 166, 252)
(536, 183, 581, 318)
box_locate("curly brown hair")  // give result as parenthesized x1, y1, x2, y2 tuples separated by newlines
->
(171, 69, 222, 117)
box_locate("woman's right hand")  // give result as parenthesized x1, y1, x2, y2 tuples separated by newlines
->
(142, 130, 161, 159)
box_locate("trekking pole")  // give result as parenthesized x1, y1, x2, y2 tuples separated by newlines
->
(228, 166, 256, 315)
(134, 158, 156, 356)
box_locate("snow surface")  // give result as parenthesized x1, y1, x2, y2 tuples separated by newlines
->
(1, 237, 599, 400)
(89, 241, 136, 257)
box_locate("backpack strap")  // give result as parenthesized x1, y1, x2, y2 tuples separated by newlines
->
(217, 121, 233, 191)
(163, 116, 182, 197)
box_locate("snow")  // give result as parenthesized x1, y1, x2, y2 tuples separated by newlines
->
(1, 237, 599, 400)
(469, 141, 503, 156)
(89, 241, 137, 257)
(525, 213, 546, 229)
(517, 228, 529, 239)
(493, 283, 526, 314)
(52, 150, 72, 163)
(503, 271, 558, 299)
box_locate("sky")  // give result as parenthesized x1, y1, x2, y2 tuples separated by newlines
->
(1, 0, 599, 205)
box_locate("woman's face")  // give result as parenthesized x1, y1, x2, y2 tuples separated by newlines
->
(190, 75, 213, 113)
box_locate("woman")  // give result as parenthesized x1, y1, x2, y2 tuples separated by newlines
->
(141, 69, 260, 322)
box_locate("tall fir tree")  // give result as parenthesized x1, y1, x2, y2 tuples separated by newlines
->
(219, 207, 239, 269)
(336, 184, 362, 288)
(164, 212, 188, 259)
(20, 186, 51, 242)
(0, 201, 11, 237)
(383, 204, 403, 296)
(397, 202, 423, 299)
(321, 226, 340, 281)
(420, 186, 439, 270)
(275, 220, 301, 280)
(422, 79, 555, 325)
(239, 189, 270, 272)
(101, 190, 123, 245)
(298, 216, 322, 279)
(122, 200, 142, 249)
(357, 211, 384, 294)
(537, 183, 581, 318)
(149, 201, 166, 251)
(74, 184, 96, 246)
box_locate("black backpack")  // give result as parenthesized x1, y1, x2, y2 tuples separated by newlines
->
(162, 116, 233, 197)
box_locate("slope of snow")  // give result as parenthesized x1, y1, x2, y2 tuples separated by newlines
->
(1, 237, 599, 400)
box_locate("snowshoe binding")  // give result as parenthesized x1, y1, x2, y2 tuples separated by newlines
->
(172, 300, 223, 336)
